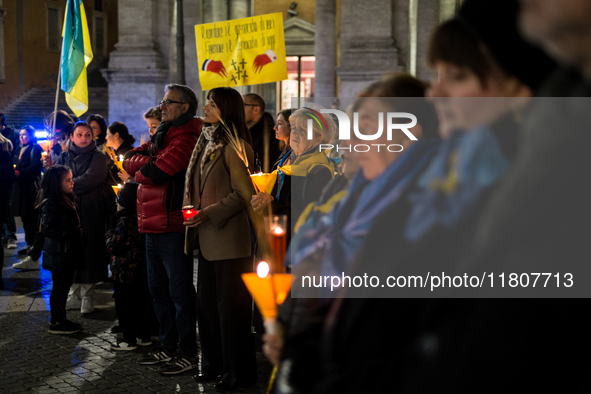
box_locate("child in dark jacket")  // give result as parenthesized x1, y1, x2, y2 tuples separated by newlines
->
(106, 181, 152, 351)
(39, 165, 85, 334)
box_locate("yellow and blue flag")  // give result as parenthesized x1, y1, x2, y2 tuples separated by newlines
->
(60, 0, 93, 117)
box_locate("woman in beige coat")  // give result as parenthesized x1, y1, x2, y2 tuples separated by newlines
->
(183, 87, 257, 390)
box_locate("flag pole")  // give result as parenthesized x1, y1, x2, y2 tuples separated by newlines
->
(51, 70, 61, 138)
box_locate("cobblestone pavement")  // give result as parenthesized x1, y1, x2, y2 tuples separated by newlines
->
(1, 229, 273, 393)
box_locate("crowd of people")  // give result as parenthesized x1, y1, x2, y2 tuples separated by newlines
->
(1, 0, 591, 391)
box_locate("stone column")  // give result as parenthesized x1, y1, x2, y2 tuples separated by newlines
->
(101, 0, 168, 139)
(416, 0, 441, 81)
(183, 0, 202, 109)
(314, 0, 336, 98)
(338, 0, 401, 97)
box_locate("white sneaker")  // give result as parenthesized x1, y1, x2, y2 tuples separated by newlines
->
(12, 256, 40, 270)
(81, 296, 94, 314)
(137, 338, 153, 347)
(66, 295, 82, 311)
(6, 239, 17, 249)
(111, 341, 138, 351)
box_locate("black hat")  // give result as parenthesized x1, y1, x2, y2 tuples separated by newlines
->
(117, 181, 139, 212)
(457, 0, 557, 91)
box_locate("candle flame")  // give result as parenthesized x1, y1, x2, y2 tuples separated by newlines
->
(119, 155, 124, 161)
(273, 226, 284, 235)
(117, 184, 122, 188)
(257, 261, 270, 278)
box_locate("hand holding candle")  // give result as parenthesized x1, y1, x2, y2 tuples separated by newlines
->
(183, 205, 208, 227)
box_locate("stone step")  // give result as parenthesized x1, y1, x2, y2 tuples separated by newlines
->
(1, 86, 109, 130)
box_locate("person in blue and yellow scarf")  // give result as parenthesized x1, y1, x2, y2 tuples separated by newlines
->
(251, 107, 335, 236)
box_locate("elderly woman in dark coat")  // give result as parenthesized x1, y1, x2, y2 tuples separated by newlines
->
(55, 121, 113, 314)
(11, 126, 43, 253)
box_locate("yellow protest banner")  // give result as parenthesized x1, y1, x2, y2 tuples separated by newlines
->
(195, 13, 288, 91)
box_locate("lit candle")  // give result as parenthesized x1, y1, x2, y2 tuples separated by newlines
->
(41, 151, 48, 159)
(269, 226, 287, 273)
(257, 261, 270, 278)
(182, 205, 198, 221)
(111, 183, 122, 194)
(115, 154, 125, 171)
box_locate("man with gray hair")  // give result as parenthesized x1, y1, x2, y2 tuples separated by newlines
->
(123, 84, 202, 374)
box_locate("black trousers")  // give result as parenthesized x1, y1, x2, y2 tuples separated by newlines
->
(21, 209, 38, 246)
(114, 277, 152, 344)
(29, 225, 44, 261)
(50, 265, 76, 323)
(197, 252, 257, 386)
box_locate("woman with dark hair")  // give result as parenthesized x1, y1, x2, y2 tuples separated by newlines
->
(55, 121, 113, 314)
(273, 109, 292, 165)
(86, 114, 107, 149)
(183, 87, 257, 390)
(106, 122, 135, 156)
(105, 122, 136, 184)
(38, 165, 85, 334)
(11, 125, 43, 256)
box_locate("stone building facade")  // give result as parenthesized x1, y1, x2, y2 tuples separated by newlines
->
(0, 0, 118, 110)
(0, 0, 460, 138)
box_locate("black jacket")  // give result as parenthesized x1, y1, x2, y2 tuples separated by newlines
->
(1, 125, 19, 153)
(41, 198, 85, 271)
(56, 144, 111, 282)
(0, 150, 16, 225)
(11, 143, 43, 216)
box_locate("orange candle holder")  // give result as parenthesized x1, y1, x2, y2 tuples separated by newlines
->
(39, 140, 52, 152)
(250, 172, 275, 193)
(241, 262, 292, 321)
(111, 184, 122, 194)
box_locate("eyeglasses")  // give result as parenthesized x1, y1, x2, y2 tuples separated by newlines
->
(159, 99, 186, 107)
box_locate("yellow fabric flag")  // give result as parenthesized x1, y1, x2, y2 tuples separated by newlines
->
(61, 0, 93, 117)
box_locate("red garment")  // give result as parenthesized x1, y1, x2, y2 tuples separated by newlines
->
(125, 117, 202, 234)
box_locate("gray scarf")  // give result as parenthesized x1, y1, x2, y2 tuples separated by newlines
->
(69, 140, 96, 156)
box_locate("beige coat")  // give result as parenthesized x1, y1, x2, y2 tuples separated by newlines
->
(183, 143, 255, 261)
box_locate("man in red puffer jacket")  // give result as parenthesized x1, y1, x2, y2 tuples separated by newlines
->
(123, 84, 201, 375)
